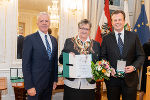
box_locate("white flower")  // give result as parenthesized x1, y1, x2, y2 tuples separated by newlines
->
(104, 71, 111, 77)
(96, 65, 102, 71)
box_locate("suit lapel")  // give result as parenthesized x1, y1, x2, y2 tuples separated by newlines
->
(35, 32, 49, 58)
(110, 33, 121, 57)
(49, 35, 54, 53)
(49, 34, 57, 58)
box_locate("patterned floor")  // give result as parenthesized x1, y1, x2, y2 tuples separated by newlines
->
(101, 91, 146, 100)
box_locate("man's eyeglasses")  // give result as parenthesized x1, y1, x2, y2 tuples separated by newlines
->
(79, 28, 90, 31)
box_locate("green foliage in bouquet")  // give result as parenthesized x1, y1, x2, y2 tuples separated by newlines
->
(91, 59, 111, 81)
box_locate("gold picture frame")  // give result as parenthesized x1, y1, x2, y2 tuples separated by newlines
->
(18, 22, 25, 36)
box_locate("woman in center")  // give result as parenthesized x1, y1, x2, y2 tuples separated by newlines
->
(59, 19, 101, 100)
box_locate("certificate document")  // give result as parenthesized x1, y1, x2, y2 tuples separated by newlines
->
(70, 54, 92, 78)
(63, 52, 92, 78)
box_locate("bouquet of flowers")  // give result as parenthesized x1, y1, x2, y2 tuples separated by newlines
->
(91, 59, 111, 81)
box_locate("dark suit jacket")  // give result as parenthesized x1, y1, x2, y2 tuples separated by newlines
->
(59, 38, 101, 82)
(22, 31, 58, 92)
(141, 41, 150, 92)
(143, 42, 150, 64)
(101, 30, 145, 87)
(17, 35, 24, 59)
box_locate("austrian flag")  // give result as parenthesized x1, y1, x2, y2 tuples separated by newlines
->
(95, 0, 112, 45)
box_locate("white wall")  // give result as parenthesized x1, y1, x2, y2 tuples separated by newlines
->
(0, 0, 19, 99)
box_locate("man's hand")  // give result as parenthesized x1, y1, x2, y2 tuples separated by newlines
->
(27, 88, 36, 96)
(125, 66, 135, 73)
(111, 68, 116, 77)
(53, 82, 57, 90)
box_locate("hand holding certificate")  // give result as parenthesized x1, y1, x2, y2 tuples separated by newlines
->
(63, 52, 92, 78)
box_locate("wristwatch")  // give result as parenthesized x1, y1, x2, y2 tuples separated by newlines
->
(132, 66, 136, 71)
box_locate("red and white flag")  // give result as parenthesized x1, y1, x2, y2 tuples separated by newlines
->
(95, 26, 102, 45)
(95, 0, 112, 45)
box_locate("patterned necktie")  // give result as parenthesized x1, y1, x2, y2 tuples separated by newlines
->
(118, 33, 123, 55)
(45, 35, 51, 59)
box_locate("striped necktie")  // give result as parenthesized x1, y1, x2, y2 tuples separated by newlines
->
(45, 35, 51, 59)
(118, 33, 123, 55)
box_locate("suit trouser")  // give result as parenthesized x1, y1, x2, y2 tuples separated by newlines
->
(105, 77, 137, 100)
(27, 87, 52, 100)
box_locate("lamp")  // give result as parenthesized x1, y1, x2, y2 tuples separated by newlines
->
(0, 0, 9, 5)
(48, 0, 59, 28)
(63, 0, 82, 15)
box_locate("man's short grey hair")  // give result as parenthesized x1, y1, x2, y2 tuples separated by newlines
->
(37, 12, 50, 20)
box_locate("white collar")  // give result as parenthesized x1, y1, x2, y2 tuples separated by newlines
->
(38, 30, 49, 36)
(114, 29, 124, 35)
(77, 35, 90, 43)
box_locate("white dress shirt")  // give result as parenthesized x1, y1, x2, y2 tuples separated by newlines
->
(38, 30, 52, 52)
(114, 29, 125, 44)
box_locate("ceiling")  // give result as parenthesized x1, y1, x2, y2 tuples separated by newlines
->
(18, 0, 52, 12)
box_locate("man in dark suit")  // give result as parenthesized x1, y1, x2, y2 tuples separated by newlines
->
(101, 10, 145, 100)
(22, 12, 58, 100)
(17, 27, 24, 59)
(141, 39, 150, 93)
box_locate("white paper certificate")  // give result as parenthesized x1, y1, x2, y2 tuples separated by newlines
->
(69, 54, 92, 78)
(117, 60, 126, 72)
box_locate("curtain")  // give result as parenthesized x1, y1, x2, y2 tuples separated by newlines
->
(145, 0, 150, 27)
(132, 0, 141, 28)
(149, 0, 150, 27)
(133, 0, 150, 29)
(0, 0, 18, 64)
(58, 0, 88, 56)
(0, 1, 18, 99)
(87, 0, 104, 39)
(0, 6, 6, 63)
